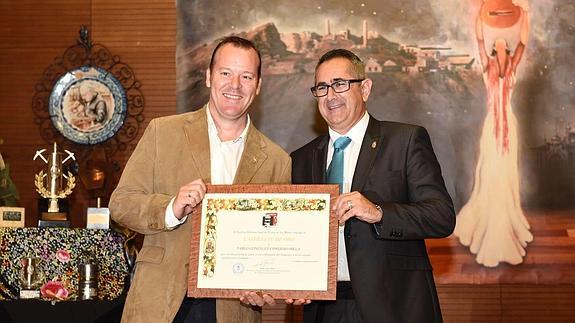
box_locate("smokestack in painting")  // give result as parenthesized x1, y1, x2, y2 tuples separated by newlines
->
(363, 20, 368, 48)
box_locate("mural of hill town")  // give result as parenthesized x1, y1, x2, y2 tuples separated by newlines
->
(177, 20, 476, 109)
(176, 20, 575, 210)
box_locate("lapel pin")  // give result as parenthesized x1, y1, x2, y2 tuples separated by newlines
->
(371, 141, 377, 149)
(252, 157, 258, 163)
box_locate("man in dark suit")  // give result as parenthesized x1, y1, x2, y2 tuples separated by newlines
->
(291, 49, 455, 323)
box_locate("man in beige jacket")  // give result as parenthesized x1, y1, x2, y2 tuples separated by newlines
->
(110, 36, 291, 323)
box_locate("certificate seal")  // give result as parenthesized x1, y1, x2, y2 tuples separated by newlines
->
(232, 263, 244, 274)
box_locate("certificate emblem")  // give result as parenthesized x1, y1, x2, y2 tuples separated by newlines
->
(232, 263, 244, 274)
(262, 212, 278, 227)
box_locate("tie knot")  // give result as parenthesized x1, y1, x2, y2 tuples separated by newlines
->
(333, 136, 351, 151)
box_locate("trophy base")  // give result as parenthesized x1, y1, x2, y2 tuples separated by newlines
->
(41, 212, 68, 221)
(38, 219, 71, 228)
(19, 289, 40, 299)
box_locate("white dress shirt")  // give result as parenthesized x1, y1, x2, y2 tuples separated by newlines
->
(327, 111, 369, 281)
(165, 105, 250, 228)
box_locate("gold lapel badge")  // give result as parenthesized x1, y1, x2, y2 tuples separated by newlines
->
(371, 140, 377, 149)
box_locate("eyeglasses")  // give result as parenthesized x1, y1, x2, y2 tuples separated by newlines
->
(310, 79, 364, 97)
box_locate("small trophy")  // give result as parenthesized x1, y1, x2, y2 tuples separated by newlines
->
(19, 257, 42, 299)
(79, 262, 99, 300)
(34, 142, 76, 227)
(79, 250, 99, 300)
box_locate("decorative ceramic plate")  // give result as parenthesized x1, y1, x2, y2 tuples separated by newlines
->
(49, 66, 127, 144)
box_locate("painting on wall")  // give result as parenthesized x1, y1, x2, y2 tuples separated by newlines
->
(176, 0, 575, 269)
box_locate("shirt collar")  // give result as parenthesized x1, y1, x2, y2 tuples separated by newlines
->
(206, 103, 251, 144)
(328, 111, 369, 145)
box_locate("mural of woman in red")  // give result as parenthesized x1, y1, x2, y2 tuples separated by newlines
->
(455, 0, 532, 267)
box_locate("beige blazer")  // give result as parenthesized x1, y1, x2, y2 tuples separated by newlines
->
(110, 107, 291, 323)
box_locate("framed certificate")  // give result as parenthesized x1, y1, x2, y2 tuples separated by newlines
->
(187, 184, 339, 300)
(0, 207, 25, 228)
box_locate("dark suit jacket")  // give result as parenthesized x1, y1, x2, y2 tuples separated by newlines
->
(291, 115, 455, 323)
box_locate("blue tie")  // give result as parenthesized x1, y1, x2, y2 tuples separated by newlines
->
(326, 136, 352, 193)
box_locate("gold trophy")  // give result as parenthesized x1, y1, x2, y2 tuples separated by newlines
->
(34, 142, 76, 226)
